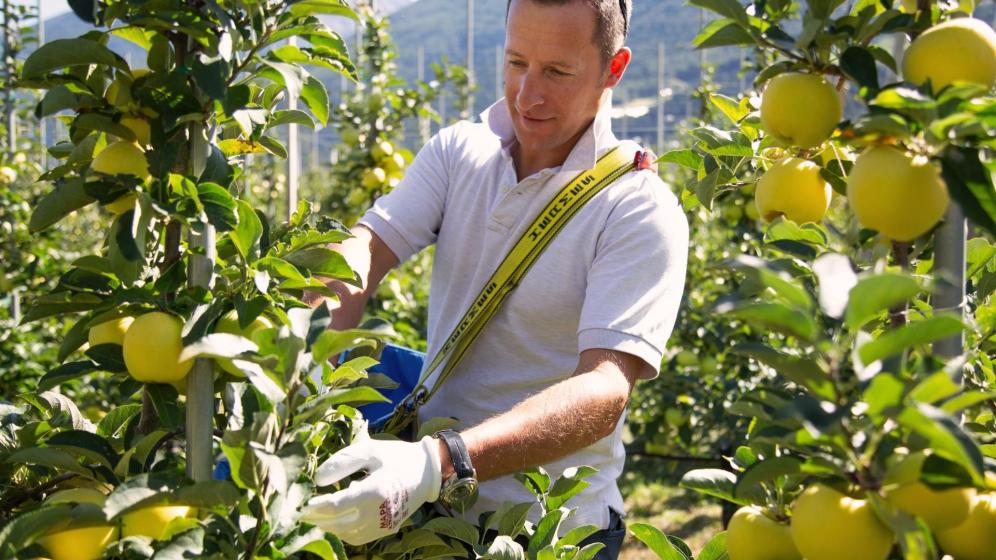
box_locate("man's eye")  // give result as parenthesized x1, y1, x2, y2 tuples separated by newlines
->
(508, 60, 526, 67)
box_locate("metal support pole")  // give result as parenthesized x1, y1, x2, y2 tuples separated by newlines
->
(657, 42, 665, 153)
(466, 0, 474, 119)
(417, 45, 429, 143)
(4, 0, 16, 160)
(185, 125, 216, 483)
(933, 205, 967, 383)
(286, 37, 299, 220)
(37, 0, 46, 169)
(496, 45, 503, 101)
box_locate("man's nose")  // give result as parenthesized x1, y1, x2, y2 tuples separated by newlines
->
(515, 70, 543, 113)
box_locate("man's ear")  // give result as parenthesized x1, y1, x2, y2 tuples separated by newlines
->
(605, 47, 632, 88)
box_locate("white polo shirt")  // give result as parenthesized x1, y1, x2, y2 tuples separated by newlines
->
(358, 95, 688, 531)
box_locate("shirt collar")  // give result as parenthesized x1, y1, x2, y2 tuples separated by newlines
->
(479, 90, 618, 173)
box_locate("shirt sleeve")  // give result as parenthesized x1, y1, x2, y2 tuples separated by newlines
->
(577, 174, 689, 378)
(357, 129, 451, 262)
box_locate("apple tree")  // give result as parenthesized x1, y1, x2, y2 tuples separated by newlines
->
(649, 0, 996, 559)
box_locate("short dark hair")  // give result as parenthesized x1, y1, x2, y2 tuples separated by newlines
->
(505, 0, 631, 65)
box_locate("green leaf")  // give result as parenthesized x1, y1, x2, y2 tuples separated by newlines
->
(422, 517, 479, 545)
(22, 293, 102, 323)
(4, 447, 92, 477)
(909, 370, 962, 405)
(284, 247, 353, 279)
(941, 146, 996, 237)
(37, 360, 99, 392)
(46, 430, 119, 468)
(725, 255, 813, 311)
(288, 0, 358, 19)
(259, 135, 288, 158)
(697, 532, 729, 560)
(179, 333, 258, 362)
(22, 38, 129, 80)
(0, 504, 73, 556)
(735, 344, 835, 400)
(197, 182, 238, 232)
(109, 27, 153, 50)
(845, 273, 922, 330)
(709, 94, 749, 124)
(863, 373, 905, 417)
(145, 384, 182, 431)
(231, 199, 263, 260)
(857, 314, 965, 364)
(527, 509, 565, 555)
(693, 19, 756, 49)
(689, 0, 749, 25)
(721, 301, 818, 341)
(628, 523, 689, 560)
(679, 468, 739, 503)
(97, 404, 142, 438)
(656, 149, 703, 171)
(734, 456, 801, 501)
(174, 481, 240, 508)
(898, 404, 985, 483)
(301, 76, 330, 127)
(267, 109, 316, 129)
(840, 46, 880, 93)
(30, 178, 95, 233)
(546, 466, 598, 511)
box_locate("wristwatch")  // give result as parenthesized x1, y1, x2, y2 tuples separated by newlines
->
(433, 429, 479, 513)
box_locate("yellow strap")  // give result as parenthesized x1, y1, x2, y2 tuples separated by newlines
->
(381, 144, 640, 434)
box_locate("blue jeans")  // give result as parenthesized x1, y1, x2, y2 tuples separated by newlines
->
(577, 508, 626, 560)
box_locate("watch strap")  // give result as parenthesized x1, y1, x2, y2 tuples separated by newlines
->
(434, 429, 475, 480)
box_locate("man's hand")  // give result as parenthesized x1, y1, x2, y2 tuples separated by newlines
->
(299, 435, 442, 545)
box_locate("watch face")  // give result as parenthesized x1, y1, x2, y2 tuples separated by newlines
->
(442, 478, 479, 513)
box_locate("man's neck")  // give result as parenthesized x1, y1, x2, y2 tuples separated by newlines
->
(511, 123, 590, 182)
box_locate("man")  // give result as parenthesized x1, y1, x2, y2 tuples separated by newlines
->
(301, 0, 688, 556)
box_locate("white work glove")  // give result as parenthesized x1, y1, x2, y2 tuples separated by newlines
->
(300, 434, 442, 545)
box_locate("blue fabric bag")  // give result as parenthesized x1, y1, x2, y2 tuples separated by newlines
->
(355, 344, 426, 431)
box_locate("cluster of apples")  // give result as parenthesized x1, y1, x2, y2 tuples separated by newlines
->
(31, 487, 192, 560)
(727, 452, 996, 560)
(754, 16, 996, 242)
(91, 69, 155, 215)
(87, 309, 272, 389)
(360, 140, 407, 191)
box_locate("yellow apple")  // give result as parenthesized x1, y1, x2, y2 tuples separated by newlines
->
(846, 146, 949, 241)
(0, 165, 16, 184)
(760, 72, 843, 149)
(120, 116, 151, 146)
(122, 312, 193, 383)
(88, 316, 134, 347)
(371, 139, 394, 160)
(936, 492, 996, 560)
(884, 451, 975, 530)
(727, 505, 801, 560)
(213, 310, 273, 377)
(754, 157, 832, 223)
(361, 167, 387, 189)
(383, 152, 406, 175)
(103, 192, 138, 215)
(45, 487, 107, 506)
(790, 484, 894, 560)
(91, 141, 150, 181)
(38, 525, 117, 560)
(903, 17, 996, 91)
(121, 505, 192, 541)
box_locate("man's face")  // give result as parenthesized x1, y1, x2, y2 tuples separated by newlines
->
(504, 0, 613, 159)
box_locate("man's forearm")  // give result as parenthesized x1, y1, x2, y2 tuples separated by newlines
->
(303, 225, 398, 331)
(449, 363, 635, 482)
